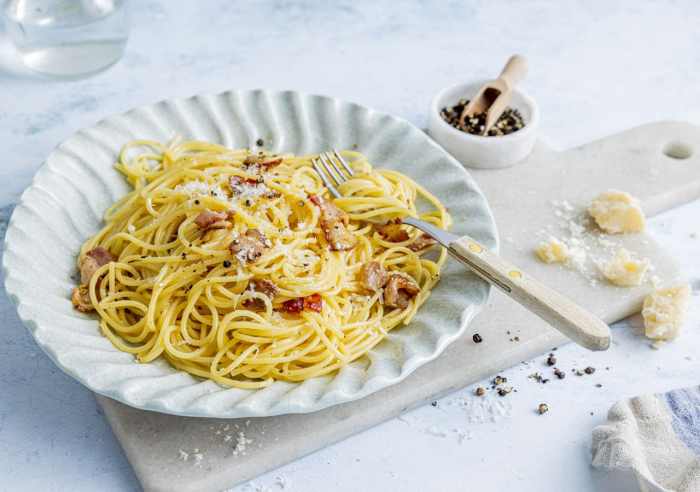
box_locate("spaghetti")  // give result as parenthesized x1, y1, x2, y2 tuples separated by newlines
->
(72, 139, 451, 388)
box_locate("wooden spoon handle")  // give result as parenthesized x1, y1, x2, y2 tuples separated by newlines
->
(498, 54, 528, 90)
(448, 236, 611, 351)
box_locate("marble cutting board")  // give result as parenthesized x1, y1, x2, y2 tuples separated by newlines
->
(98, 121, 700, 492)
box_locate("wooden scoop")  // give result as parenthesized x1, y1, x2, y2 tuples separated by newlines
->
(459, 55, 528, 135)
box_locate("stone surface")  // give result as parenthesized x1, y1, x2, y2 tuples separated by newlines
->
(1, 1, 700, 491)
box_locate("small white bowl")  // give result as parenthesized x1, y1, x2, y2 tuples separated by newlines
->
(428, 80, 539, 169)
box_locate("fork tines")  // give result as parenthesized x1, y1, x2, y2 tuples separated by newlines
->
(312, 150, 354, 198)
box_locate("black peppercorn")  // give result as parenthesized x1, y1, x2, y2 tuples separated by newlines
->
(440, 99, 525, 136)
(223, 260, 231, 268)
(472, 333, 483, 344)
(584, 366, 596, 375)
(546, 354, 557, 366)
(497, 387, 512, 397)
(256, 138, 264, 146)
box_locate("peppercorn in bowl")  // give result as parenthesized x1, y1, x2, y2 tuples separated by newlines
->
(428, 80, 539, 169)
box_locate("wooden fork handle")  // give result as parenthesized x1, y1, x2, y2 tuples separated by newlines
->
(448, 236, 611, 351)
(498, 54, 528, 90)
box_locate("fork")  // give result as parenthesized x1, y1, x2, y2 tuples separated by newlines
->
(313, 150, 611, 351)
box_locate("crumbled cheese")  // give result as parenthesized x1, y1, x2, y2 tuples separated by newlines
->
(127, 223, 136, 234)
(599, 249, 649, 287)
(642, 284, 690, 341)
(541, 199, 656, 287)
(232, 431, 253, 456)
(192, 451, 204, 467)
(451, 428, 472, 444)
(424, 425, 447, 437)
(535, 236, 569, 264)
(178, 449, 189, 461)
(230, 179, 272, 201)
(588, 190, 645, 234)
(175, 180, 227, 200)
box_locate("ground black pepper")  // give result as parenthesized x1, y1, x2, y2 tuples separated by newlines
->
(546, 353, 557, 366)
(584, 366, 596, 375)
(472, 333, 483, 344)
(497, 387, 512, 397)
(528, 372, 549, 384)
(492, 375, 507, 386)
(475, 387, 486, 397)
(554, 368, 565, 379)
(537, 403, 549, 415)
(256, 138, 264, 147)
(440, 99, 525, 136)
(223, 260, 231, 268)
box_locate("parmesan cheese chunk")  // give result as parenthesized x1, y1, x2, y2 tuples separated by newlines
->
(600, 249, 649, 287)
(535, 237, 569, 264)
(642, 285, 690, 341)
(588, 190, 645, 234)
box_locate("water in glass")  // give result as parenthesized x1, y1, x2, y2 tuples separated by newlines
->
(4, 0, 129, 78)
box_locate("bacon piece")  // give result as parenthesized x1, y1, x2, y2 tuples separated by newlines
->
(243, 278, 278, 309)
(282, 294, 323, 314)
(282, 297, 304, 313)
(229, 229, 271, 263)
(309, 194, 357, 251)
(384, 273, 420, 309)
(250, 278, 278, 298)
(230, 175, 261, 190)
(376, 220, 410, 242)
(194, 210, 230, 231)
(360, 261, 388, 291)
(79, 246, 115, 284)
(71, 285, 94, 313)
(303, 293, 323, 313)
(408, 233, 437, 252)
(243, 155, 283, 171)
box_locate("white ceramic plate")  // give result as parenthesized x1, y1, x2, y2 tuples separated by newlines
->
(3, 90, 497, 418)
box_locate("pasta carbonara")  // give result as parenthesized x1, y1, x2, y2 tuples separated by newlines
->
(72, 139, 451, 388)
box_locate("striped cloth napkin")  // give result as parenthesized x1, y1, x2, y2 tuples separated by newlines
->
(592, 386, 700, 492)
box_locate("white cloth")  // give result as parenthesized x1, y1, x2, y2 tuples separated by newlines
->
(592, 387, 700, 492)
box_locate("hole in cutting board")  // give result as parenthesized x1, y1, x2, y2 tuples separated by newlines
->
(662, 141, 693, 160)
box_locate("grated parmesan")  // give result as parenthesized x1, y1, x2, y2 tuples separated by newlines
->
(538, 199, 656, 287)
(232, 431, 253, 456)
(175, 180, 227, 201)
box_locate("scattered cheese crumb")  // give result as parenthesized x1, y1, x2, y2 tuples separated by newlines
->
(175, 180, 227, 200)
(535, 236, 569, 264)
(192, 451, 204, 467)
(588, 190, 645, 234)
(178, 449, 189, 461)
(600, 249, 649, 287)
(424, 425, 447, 437)
(642, 284, 690, 341)
(232, 431, 253, 456)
